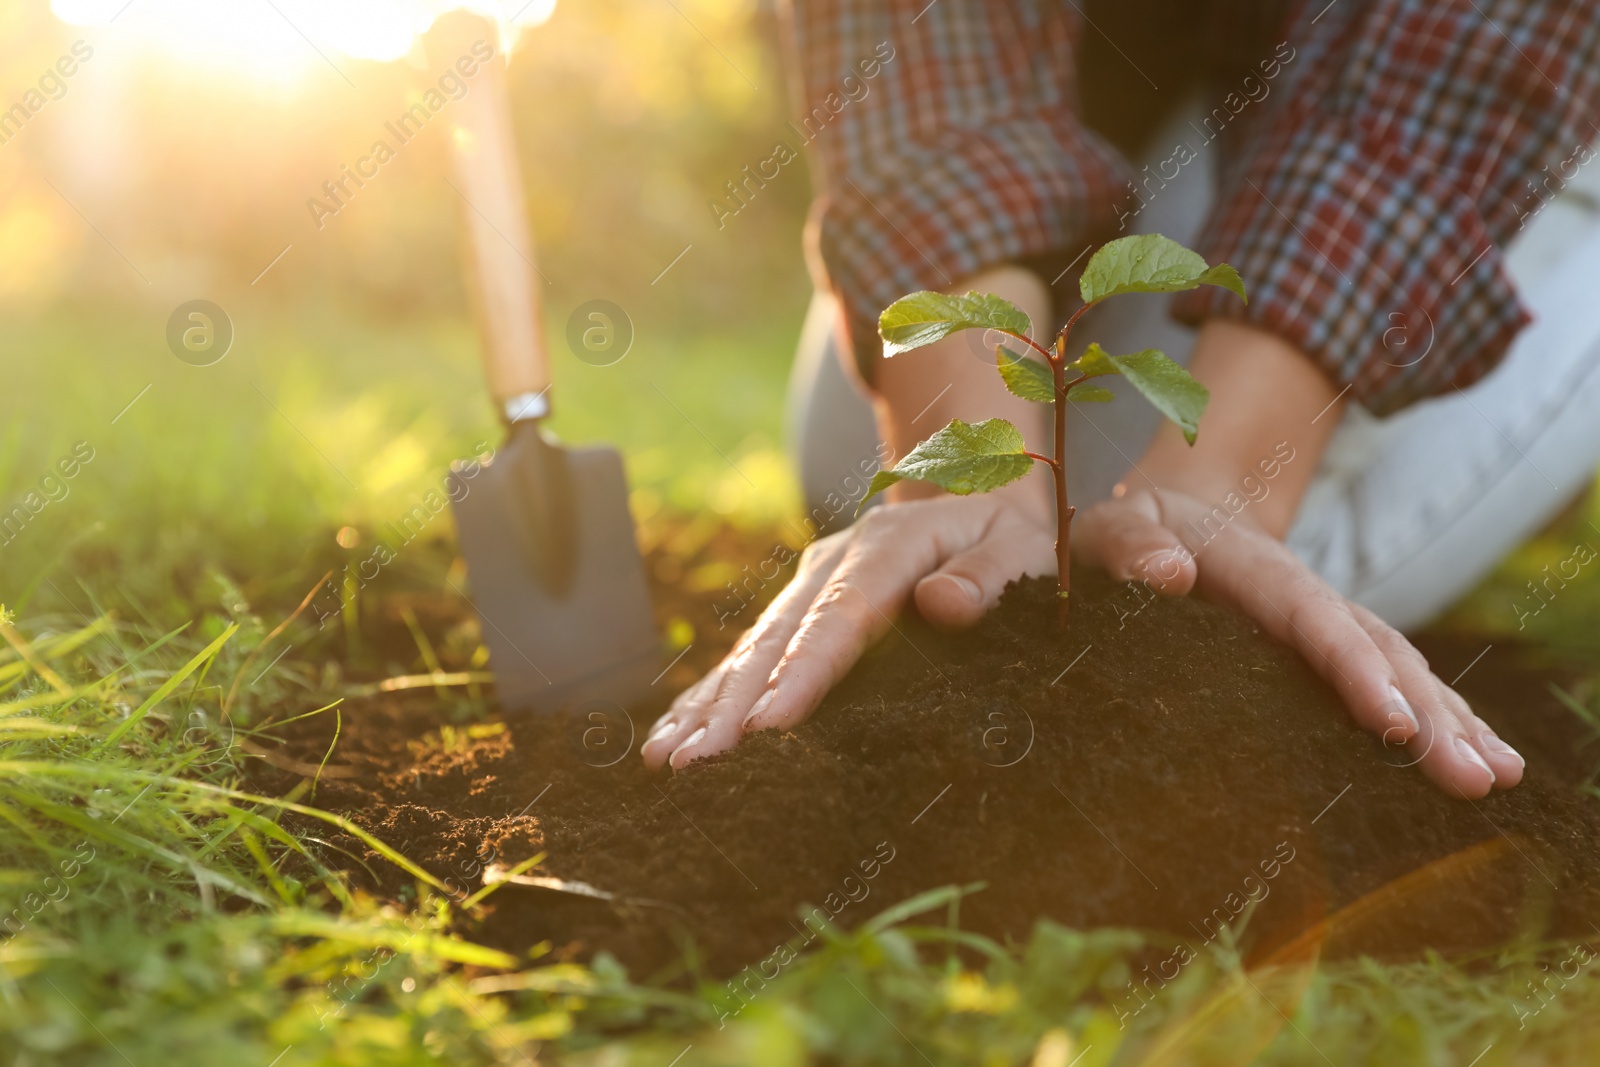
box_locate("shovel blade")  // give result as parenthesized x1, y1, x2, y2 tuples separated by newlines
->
(453, 440, 658, 713)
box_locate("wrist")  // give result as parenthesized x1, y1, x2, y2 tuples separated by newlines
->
(1119, 319, 1342, 539)
(874, 264, 1054, 504)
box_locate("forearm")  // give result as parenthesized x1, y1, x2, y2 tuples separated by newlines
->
(867, 261, 1338, 533)
(1118, 320, 1343, 539)
(873, 265, 1054, 513)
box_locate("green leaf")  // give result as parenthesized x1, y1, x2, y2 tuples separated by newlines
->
(995, 345, 1055, 403)
(858, 418, 1037, 511)
(1114, 350, 1210, 443)
(1078, 234, 1248, 305)
(1196, 262, 1247, 301)
(1066, 383, 1114, 403)
(1070, 344, 1209, 443)
(879, 291, 1032, 357)
(1069, 343, 1119, 379)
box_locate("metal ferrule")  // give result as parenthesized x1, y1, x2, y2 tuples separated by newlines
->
(503, 389, 551, 424)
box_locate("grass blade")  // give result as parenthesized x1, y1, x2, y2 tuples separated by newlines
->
(860, 882, 986, 936)
(102, 622, 239, 747)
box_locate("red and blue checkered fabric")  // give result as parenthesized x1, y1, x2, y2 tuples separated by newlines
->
(788, 0, 1600, 415)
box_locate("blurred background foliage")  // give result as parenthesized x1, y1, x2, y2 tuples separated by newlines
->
(0, 0, 810, 616)
(4, 0, 1600, 651)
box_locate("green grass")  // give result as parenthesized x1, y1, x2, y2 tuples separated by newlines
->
(0, 298, 799, 618)
(7, 302, 1600, 1065)
(5, 615, 1600, 1067)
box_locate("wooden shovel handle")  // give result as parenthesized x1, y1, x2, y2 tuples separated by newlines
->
(444, 18, 549, 408)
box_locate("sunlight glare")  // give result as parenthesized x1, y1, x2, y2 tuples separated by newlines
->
(50, 0, 557, 84)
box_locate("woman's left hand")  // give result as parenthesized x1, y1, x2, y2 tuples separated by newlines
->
(1074, 485, 1524, 798)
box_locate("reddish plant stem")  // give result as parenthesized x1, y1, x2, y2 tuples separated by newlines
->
(1047, 302, 1097, 619)
(1062, 301, 1094, 336)
(1002, 329, 1055, 361)
(1050, 351, 1073, 612)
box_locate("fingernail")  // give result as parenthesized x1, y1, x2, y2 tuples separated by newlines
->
(1455, 737, 1496, 783)
(672, 726, 704, 758)
(1134, 549, 1188, 588)
(1132, 551, 1169, 581)
(743, 689, 777, 730)
(647, 718, 676, 743)
(943, 574, 980, 602)
(1388, 685, 1419, 732)
(1480, 731, 1525, 769)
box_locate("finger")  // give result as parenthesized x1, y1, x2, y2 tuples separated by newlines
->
(669, 617, 795, 769)
(1074, 491, 1199, 595)
(913, 508, 1054, 629)
(1176, 503, 1419, 748)
(745, 503, 982, 735)
(639, 532, 851, 769)
(1350, 605, 1496, 798)
(639, 665, 722, 768)
(659, 531, 870, 767)
(1349, 605, 1523, 792)
(1451, 690, 1525, 789)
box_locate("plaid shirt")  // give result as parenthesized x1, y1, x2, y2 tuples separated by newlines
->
(787, 0, 1600, 415)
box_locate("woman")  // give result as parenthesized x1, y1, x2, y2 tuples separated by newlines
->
(642, 0, 1600, 799)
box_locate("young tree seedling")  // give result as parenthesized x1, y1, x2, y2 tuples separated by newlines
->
(859, 233, 1247, 612)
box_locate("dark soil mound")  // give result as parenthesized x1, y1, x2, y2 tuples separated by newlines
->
(271, 568, 1600, 980)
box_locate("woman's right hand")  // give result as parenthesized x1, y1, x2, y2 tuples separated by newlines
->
(639, 479, 1058, 770)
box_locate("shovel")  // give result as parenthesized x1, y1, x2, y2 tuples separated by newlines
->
(440, 17, 659, 714)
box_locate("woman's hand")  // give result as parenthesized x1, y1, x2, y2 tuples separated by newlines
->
(640, 480, 1057, 769)
(1094, 318, 1522, 797)
(1074, 487, 1523, 799)
(642, 264, 1059, 771)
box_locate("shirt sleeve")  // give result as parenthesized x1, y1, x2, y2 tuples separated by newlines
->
(785, 0, 1131, 381)
(1171, 0, 1600, 416)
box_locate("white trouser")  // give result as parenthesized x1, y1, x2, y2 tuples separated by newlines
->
(786, 100, 1600, 631)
